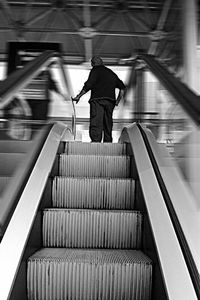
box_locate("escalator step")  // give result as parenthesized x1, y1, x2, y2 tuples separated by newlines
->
(64, 141, 127, 156)
(43, 209, 142, 249)
(59, 154, 130, 178)
(27, 248, 152, 300)
(52, 176, 135, 209)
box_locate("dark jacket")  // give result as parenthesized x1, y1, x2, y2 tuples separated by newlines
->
(83, 65, 126, 102)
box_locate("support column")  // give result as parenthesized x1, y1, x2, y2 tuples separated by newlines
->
(182, 0, 198, 93)
(134, 68, 144, 123)
(180, 0, 200, 204)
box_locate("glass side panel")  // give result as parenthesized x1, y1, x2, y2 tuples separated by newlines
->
(142, 71, 195, 154)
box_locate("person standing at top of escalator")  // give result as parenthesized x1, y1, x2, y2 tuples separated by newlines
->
(72, 56, 126, 143)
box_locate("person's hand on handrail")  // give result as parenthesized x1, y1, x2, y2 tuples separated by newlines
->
(71, 95, 80, 104)
(72, 88, 87, 104)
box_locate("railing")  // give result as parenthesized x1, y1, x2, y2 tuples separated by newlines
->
(130, 54, 200, 147)
(0, 50, 76, 138)
(120, 123, 199, 300)
(0, 50, 76, 236)
(0, 123, 67, 300)
(126, 56, 200, 298)
(138, 123, 200, 299)
(0, 124, 53, 238)
(138, 54, 200, 125)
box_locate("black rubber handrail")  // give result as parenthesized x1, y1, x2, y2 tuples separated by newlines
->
(0, 49, 76, 235)
(0, 49, 76, 138)
(138, 54, 200, 126)
(0, 123, 53, 239)
(0, 50, 56, 109)
(138, 123, 200, 299)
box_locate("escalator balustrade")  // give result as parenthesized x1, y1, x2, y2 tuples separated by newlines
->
(27, 141, 152, 300)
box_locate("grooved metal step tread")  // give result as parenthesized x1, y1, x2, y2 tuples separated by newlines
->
(64, 141, 127, 156)
(43, 209, 142, 249)
(26, 140, 152, 300)
(27, 249, 152, 300)
(52, 176, 135, 209)
(44, 208, 139, 212)
(28, 248, 152, 264)
(59, 154, 131, 178)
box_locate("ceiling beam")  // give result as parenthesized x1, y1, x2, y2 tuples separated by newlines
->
(62, 9, 83, 54)
(139, 0, 154, 28)
(6, 0, 177, 13)
(23, 0, 33, 23)
(125, 11, 150, 32)
(37, 9, 56, 41)
(82, 0, 93, 62)
(93, 10, 114, 28)
(124, 11, 144, 52)
(26, 8, 54, 26)
(5, 1, 165, 9)
(94, 11, 116, 56)
(0, 0, 34, 40)
(148, 0, 173, 55)
(0, 25, 153, 38)
(0, 0, 17, 36)
(0, 26, 152, 38)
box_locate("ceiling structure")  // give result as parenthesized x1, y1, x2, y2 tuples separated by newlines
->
(0, 0, 182, 69)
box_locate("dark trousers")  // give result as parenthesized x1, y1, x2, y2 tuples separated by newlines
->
(89, 99, 115, 142)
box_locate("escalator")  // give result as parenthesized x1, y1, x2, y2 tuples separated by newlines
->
(0, 51, 200, 299)
(27, 140, 152, 300)
(0, 122, 196, 300)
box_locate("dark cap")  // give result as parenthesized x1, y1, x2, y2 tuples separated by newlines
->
(91, 56, 104, 66)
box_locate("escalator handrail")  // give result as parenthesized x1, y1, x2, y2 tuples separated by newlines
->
(0, 50, 55, 109)
(138, 54, 200, 126)
(0, 49, 76, 234)
(120, 123, 198, 299)
(0, 124, 53, 238)
(0, 123, 67, 300)
(137, 123, 200, 299)
(0, 49, 76, 137)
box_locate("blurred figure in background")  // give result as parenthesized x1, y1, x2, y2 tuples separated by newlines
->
(3, 96, 31, 140)
(72, 56, 126, 143)
(27, 63, 63, 121)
